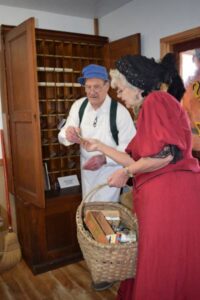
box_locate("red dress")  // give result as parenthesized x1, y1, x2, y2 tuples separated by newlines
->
(117, 91, 200, 300)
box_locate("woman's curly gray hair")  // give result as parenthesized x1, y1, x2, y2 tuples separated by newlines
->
(110, 69, 137, 90)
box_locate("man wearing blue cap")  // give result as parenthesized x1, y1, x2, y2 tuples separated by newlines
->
(58, 64, 135, 290)
(58, 63, 135, 199)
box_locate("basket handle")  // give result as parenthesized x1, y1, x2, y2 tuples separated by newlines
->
(79, 182, 108, 216)
(82, 182, 108, 203)
(78, 183, 139, 238)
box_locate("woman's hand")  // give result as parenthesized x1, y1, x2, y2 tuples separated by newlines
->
(107, 168, 129, 188)
(81, 138, 101, 152)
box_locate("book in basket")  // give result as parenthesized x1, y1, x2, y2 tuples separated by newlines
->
(84, 211, 109, 244)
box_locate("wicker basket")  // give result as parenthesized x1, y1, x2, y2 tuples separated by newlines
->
(76, 184, 138, 283)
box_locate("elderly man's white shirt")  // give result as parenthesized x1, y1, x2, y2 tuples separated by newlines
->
(58, 95, 136, 202)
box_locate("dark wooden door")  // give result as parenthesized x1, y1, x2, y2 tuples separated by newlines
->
(5, 18, 45, 208)
(104, 33, 141, 70)
(104, 33, 141, 117)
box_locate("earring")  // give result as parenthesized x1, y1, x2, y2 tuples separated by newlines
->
(160, 83, 169, 92)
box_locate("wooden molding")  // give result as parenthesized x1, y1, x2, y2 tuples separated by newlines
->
(160, 26, 200, 58)
(94, 18, 99, 36)
(0, 159, 3, 166)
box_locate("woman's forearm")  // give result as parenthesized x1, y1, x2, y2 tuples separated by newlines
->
(98, 143, 134, 166)
(83, 139, 173, 176)
(126, 155, 173, 176)
(98, 143, 173, 173)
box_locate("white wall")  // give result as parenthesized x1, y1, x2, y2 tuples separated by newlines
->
(0, 5, 94, 33)
(99, 0, 200, 59)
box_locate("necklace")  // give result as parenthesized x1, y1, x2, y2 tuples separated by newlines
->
(93, 116, 98, 127)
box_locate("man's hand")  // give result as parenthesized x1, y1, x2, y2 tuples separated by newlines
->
(83, 155, 106, 170)
(65, 126, 81, 144)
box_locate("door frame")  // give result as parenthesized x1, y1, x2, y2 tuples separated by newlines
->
(160, 26, 200, 58)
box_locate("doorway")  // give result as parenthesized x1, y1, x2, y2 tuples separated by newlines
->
(160, 26, 200, 82)
(160, 27, 200, 160)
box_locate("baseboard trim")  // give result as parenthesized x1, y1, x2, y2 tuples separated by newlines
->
(26, 253, 83, 275)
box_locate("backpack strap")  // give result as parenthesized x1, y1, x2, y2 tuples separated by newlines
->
(79, 98, 88, 125)
(79, 97, 119, 145)
(110, 99, 119, 145)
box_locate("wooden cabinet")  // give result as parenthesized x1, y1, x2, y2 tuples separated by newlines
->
(0, 17, 140, 274)
(15, 186, 82, 274)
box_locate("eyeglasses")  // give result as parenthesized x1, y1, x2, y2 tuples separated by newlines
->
(117, 85, 138, 97)
(117, 88, 127, 99)
(85, 82, 107, 93)
(117, 89, 124, 96)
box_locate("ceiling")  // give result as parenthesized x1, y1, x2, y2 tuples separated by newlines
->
(0, 0, 133, 18)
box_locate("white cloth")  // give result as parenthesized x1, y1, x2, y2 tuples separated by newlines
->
(58, 95, 136, 202)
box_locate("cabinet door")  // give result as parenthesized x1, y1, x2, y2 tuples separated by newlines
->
(104, 33, 141, 112)
(104, 33, 141, 70)
(5, 18, 45, 208)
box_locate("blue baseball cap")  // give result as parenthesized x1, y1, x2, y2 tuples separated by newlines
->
(77, 64, 109, 85)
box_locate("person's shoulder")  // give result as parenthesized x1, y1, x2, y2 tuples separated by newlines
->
(115, 100, 128, 111)
(116, 101, 132, 117)
(76, 96, 87, 103)
(71, 96, 87, 108)
(145, 90, 166, 102)
(107, 95, 125, 110)
(144, 91, 179, 109)
(146, 90, 173, 100)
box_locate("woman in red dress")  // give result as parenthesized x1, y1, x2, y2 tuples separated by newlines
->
(82, 53, 200, 300)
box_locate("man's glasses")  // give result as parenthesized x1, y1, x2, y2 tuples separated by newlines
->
(85, 82, 107, 93)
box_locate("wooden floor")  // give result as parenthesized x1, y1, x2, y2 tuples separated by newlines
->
(0, 259, 119, 300)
